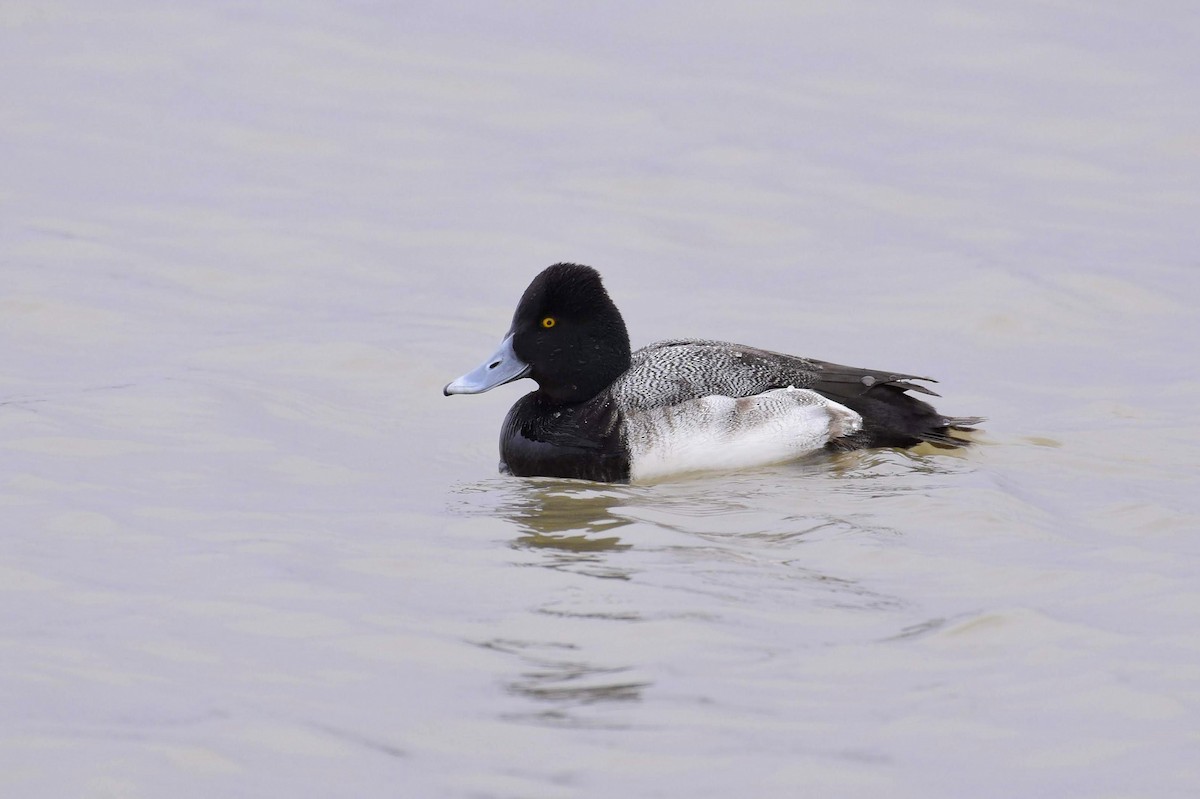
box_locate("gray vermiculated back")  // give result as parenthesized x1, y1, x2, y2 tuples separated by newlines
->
(608, 340, 822, 412)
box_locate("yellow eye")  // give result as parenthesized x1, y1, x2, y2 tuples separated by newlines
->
(541, 316, 556, 329)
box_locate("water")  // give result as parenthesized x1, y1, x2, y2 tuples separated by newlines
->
(2, 2, 1199, 797)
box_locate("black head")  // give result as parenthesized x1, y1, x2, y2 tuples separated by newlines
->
(509, 263, 631, 403)
(444, 263, 631, 403)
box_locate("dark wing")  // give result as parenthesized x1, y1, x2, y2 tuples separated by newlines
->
(806, 361, 941, 398)
(806, 358, 980, 448)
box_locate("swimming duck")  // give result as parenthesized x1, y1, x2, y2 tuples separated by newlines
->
(445, 263, 979, 482)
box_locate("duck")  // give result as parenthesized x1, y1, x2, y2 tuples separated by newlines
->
(445, 263, 980, 483)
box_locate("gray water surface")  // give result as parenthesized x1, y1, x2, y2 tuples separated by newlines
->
(3, 3, 1199, 797)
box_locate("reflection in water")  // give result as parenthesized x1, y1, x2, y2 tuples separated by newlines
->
(453, 477, 637, 551)
(506, 481, 641, 581)
(454, 481, 650, 725)
(448, 450, 973, 728)
(451, 448, 971, 537)
(821, 446, 977, 482)
(480, 638, 650, 729)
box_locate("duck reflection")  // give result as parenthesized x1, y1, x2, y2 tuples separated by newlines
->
(454, 480, 651, 722)
(483, 638, 649, 728)
(503, 480, 637, 580)
(454, 477, 638, 556)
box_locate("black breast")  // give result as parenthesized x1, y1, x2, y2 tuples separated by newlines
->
(499, 393, 629, 482)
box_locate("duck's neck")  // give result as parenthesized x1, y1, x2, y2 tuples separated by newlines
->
(537, 331, 631, 406)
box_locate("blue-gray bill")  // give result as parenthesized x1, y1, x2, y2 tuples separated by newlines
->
(443, 333, 532, 395)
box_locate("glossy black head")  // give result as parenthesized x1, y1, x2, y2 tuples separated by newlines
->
(509, 263, 631, 404)
(443, 263, 631, 403)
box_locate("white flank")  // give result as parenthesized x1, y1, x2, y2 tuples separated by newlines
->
(625, 387, 862, 482)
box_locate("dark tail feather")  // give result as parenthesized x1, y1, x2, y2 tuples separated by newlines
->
(919, 415, 985, 449)
(946, 415, 985, 428)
